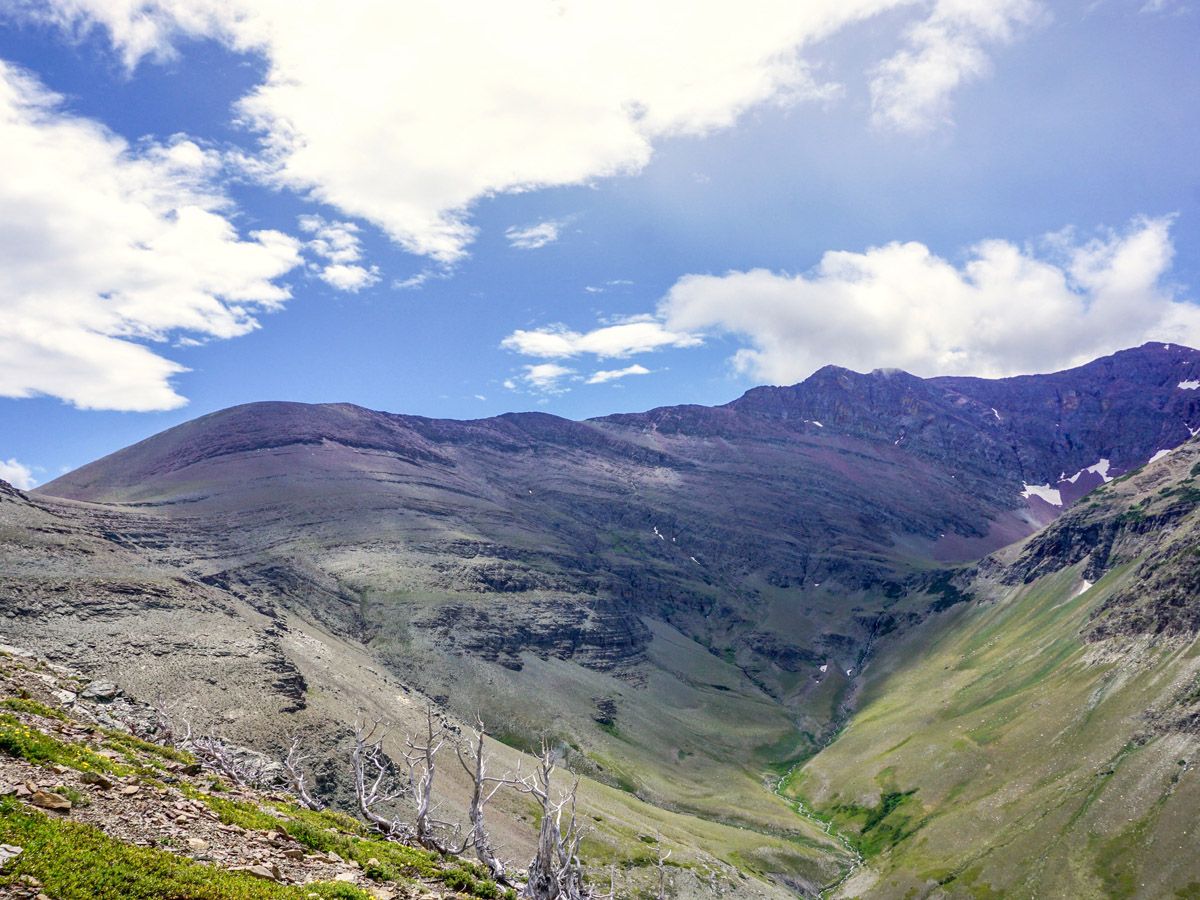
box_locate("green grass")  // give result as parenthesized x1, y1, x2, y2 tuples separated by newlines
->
(1, 696, 68, 720)
(182, 786, 510, 899)
(100, 727, 197, 765)
(826, 789, 923, 857)
(0, 713, 130, 776)
(0, 796, 370, 900)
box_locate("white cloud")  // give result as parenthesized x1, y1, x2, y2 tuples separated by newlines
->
(27, 0, 1035, 262)
(505, 363, 576, 394)
(316, 263, 379, 292)
(659, 216, 1198, 383)
(502, 316, 702, 359)
(587, 364, 652, 384)
(870, 0, 1041, 132)
(0, 61, 302, 412)
(298, 214, 380, 291)
(506, 221, 565, 250)
(0, 458, 36, 490)
(585, 279, 635, 294)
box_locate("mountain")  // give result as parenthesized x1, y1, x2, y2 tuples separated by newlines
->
(0, 476, 844, 898)
(7, 342, 1200, 896)
(788, 433, 1200, 898)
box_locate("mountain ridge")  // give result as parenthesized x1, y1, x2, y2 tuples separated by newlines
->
(10, 342, 1200, 897)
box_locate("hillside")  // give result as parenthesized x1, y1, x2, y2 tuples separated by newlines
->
(788, 436, 1200, 897)
(7, 342, 1200, 896)
(0, 480, 842, 897)
(0, 642, 512, 900)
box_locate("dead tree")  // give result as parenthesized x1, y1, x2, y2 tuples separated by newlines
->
(403, 705, 461, 854)
(351, 715, 413, 840)
(283, 735, 325, 811)
(190, 728, 272, 787)
(653, 842, 672, 900)
(519, 741, 591, 900)
(129, 694, 192, 749)
(455, 718, 522, 882)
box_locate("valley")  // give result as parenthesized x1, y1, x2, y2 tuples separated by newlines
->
(3, 342, 1200, 897)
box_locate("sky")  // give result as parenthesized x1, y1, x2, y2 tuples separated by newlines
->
(0, 0, 1198, 488)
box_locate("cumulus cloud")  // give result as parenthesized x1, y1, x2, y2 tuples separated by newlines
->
(504, 363, 576, 394)
(298, 214, 380, 291)
(0, 458, 36, 490)
(659, 216, 1197, 383)
(870, 0, 1041, 132)
(502, 317, 702, 359)
(0, 61, 302, 412)
(506, 221, 565, 251)
(25, 0, 1036, 262)
(587, 364, 652, 384)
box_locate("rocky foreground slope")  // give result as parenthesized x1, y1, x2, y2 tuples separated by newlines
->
(0, 643, 505, 900)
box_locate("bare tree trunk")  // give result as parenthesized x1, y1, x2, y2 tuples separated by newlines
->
(456, 719, 520, 883)
(519, 741, 592, 900)
(654, 842, 672, 900)
(283, 735, 325, 811)
(351, 715, 412, 840)
(403, 704, 456, 854)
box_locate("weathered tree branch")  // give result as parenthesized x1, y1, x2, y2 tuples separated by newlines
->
(283, 735, 325, 811)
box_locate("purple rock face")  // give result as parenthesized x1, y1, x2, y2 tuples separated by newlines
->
(32, 343, 1200, 706)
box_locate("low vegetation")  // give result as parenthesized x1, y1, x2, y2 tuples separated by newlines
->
(0, 796, 369, 900)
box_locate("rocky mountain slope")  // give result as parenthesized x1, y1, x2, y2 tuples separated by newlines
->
(0, 480, 839, 897)
(788, 435, 1200, 898)
(6, 342, 1200, 896)
(0, 642, 512, 899)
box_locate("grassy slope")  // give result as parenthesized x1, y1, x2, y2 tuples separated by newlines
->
(786, 451, 1200, 898)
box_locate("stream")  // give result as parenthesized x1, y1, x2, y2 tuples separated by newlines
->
(772, 761, 865, 900)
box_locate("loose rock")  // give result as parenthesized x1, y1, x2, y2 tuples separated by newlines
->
(80, 681, 119, 701)
(30, 790, 71, 811)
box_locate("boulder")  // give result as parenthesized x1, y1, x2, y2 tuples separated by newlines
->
(30, 790, 71, 811)
(80, 681, 119, 702)
(80, 771, 114, 790)
(233, 864, 279, 881)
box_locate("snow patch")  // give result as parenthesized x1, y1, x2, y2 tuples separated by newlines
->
(1021, 483, 1063, 506)
(991, 408, 1001, 420)
(1148, 448, 1173, 465)
(1179, 380, 1200, 390)
(819, 664, 828, 673)
(1066, 458, 1112, 484)
(652, 525, 664, 540)
(806, 420, 824, 428)
(1073, 579, 1093, 598)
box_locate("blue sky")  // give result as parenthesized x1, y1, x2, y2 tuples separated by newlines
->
(1, 1, 1198, 487)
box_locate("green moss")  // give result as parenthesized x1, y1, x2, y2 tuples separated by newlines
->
(0, 796, 370, 899)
